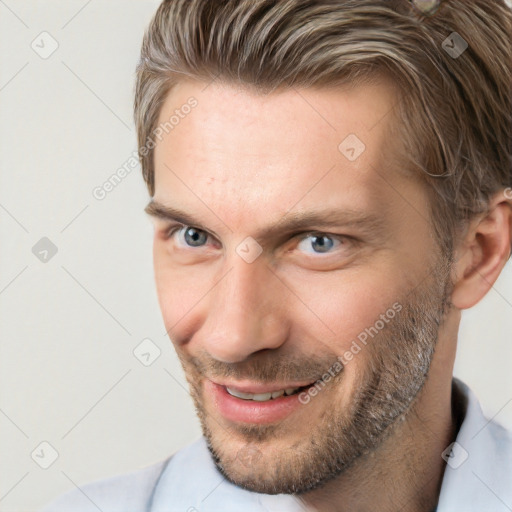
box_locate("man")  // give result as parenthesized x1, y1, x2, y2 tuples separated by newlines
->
(40, 0, 512, 511)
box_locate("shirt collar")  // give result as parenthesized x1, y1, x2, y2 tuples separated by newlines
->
(436, 377, 512, 511)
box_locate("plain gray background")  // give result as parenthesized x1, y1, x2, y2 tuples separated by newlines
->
(1, 1, 511, 511)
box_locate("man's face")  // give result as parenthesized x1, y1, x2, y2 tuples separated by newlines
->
(149, 78, 453, 494)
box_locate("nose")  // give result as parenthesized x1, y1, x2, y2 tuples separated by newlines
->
(200, 256, 289, 363)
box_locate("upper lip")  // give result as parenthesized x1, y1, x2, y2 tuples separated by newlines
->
(209, 379, 316, 394)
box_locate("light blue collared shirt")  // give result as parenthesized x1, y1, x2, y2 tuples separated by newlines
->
(39, 378, 512, 512)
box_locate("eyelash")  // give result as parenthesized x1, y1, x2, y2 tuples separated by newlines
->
(163, 224, 352, 254)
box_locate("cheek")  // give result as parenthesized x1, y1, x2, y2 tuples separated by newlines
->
(153, 242, 216, 337)
(153, 245, 193, 326)
(289, 268, 404, 359)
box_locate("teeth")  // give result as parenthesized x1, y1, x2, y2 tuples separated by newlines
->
(225, 388, 256, 400)
(252, 392, 272, 401)
(226, 386, 301, 401)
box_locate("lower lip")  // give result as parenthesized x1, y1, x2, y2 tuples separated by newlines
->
(205, 379, 311, 424)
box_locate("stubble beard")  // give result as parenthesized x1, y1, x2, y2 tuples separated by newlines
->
(180, 255, 454, 496)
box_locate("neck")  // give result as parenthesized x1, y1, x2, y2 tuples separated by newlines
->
(299, 314, 460, 512)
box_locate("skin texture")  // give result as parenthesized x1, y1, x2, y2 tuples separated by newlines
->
(147, 77, 512, 512)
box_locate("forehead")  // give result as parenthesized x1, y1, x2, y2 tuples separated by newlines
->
(152, 77, 417, 229)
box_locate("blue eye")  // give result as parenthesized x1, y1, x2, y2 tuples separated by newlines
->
(297, 233, 342, 254)
(176, 226, 209, 247)
(166, 226, 349, 257)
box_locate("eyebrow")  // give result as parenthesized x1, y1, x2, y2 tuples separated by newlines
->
(144, 200, 387, 243)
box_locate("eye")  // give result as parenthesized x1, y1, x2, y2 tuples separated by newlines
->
(168, 225, 210, 248)
(296, 233, 345, 254)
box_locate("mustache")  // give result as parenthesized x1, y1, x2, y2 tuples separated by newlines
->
(187, 350, 343, 384)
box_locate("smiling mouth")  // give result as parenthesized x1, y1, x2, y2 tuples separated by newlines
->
(225, 383, 314, 402)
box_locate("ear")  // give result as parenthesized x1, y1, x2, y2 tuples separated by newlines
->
(450, 188, 512, 310)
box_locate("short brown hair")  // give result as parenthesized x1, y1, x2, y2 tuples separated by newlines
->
(133, 0, 512, 257)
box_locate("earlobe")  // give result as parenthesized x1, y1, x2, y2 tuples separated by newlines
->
(450, 191, 512, 310)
